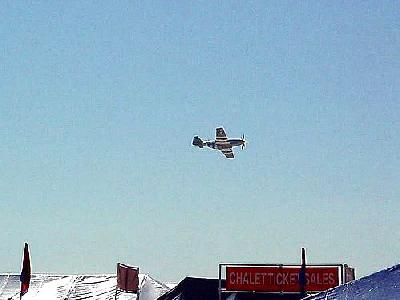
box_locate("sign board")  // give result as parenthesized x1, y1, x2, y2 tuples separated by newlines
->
(345, 266, 355, 283)
(226, 266, 340, 293)
(117, 263, 139, 293)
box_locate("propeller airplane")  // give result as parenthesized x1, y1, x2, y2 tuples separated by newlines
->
(192, 127, 246, 159)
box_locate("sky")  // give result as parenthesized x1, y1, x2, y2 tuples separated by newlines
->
(0, 1, 399, 283)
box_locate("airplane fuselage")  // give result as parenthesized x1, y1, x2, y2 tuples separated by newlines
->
(205, 139, 244, 150)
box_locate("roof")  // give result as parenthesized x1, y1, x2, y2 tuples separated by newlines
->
(157, 277, 304, 300)
(157, 277, 221, 300)
(0, 273, 170, 300)
(303, 264, 400, 300)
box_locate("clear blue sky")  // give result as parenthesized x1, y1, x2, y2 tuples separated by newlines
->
(1, 2, 399, 282)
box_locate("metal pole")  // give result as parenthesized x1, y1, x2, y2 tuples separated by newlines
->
(218, 264, 222, 300)
(299, 248, 307, 298)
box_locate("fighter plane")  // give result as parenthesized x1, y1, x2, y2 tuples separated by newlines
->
(192, 127, 246, 159)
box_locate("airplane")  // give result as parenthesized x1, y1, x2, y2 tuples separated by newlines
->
(192, 127, 246, 159)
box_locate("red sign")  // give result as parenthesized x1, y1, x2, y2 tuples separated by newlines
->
(117, 263, 139, 293)
(226, 266, 339, 293)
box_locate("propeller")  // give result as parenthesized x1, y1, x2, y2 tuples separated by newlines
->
(241, 134, 246, 149)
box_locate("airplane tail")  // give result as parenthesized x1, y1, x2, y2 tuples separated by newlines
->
(192, 136, 204, 148)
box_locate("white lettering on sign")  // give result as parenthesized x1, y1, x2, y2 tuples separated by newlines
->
(226, 266, 340, 293)
(229, 271, 336, 286)
(306, 272, 336, 285)
(230, 272, 276, 285)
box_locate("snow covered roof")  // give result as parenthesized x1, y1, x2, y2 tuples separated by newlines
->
(303, 264, 400, 300)
(0, 273, 170, 300)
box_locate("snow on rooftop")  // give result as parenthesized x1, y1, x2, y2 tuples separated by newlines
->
(0, 273, 170, 300)
(303, 264, 400, 300)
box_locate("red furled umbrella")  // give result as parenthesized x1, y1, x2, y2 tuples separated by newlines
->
(20, 243, 31, 298)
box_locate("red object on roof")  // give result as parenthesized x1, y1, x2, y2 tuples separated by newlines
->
(20, 243, 31, 297)
(117, 263, 139, 293)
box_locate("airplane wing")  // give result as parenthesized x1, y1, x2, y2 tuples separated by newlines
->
(216, 127, 234, 158)
(216, 127, 228, 141)
(221, 147, 234, 159)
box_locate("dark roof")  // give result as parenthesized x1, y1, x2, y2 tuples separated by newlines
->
(158, 277, 221, 300)
(157, 277, 304, 300)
